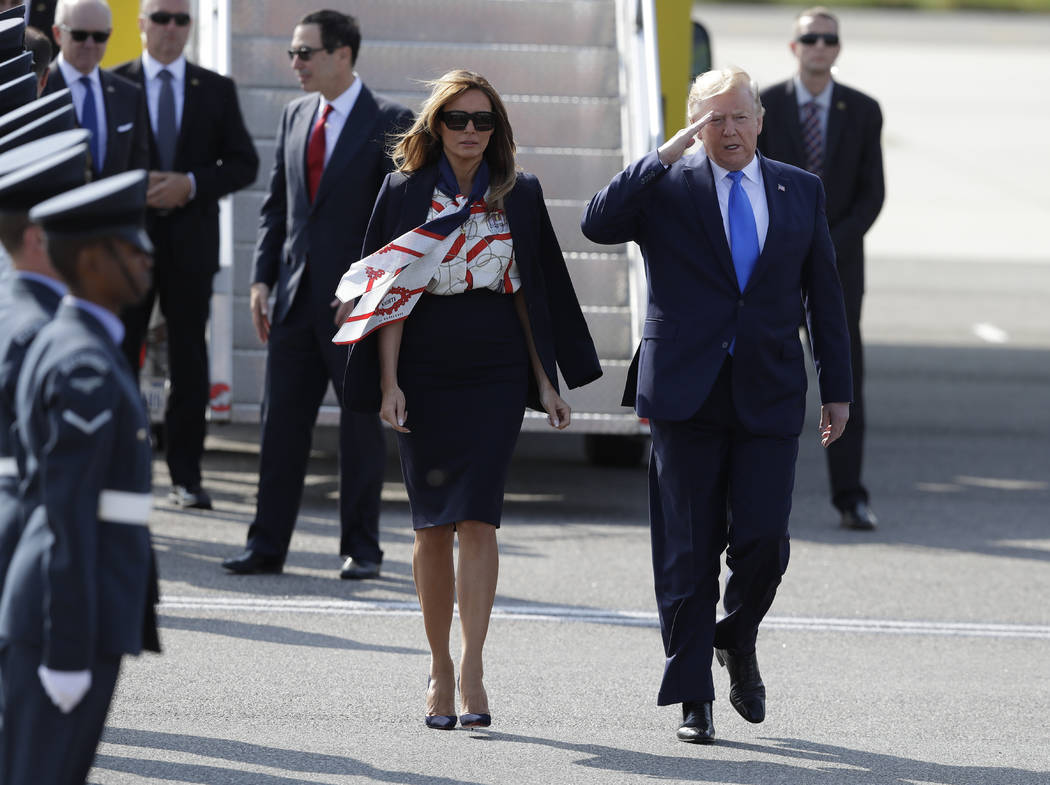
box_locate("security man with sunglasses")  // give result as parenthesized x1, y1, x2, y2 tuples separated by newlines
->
(758, 6, 885, 531)
(43, 0, 149, 178)
(114, 0, 258, 510)
(221, 9, 411, 579)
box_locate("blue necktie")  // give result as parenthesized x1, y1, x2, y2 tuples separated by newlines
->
(727, 170, 759, 291)
(156, 69, 177, 171)
(79, 76, 101, 174)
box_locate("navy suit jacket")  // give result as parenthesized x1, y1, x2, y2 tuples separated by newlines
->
(0, 277, 63, 592)
(0, 302, 160, 669)
(43, 63, 150, 177)
(582, 150, 851, 437)
(113, 58, 260, 274)
(758, 79, 884, 292)
(345, 165, 603, 413)
(252, 84, 413, 324)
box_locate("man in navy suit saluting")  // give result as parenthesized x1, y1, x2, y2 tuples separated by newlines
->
(582, 67, 852, 744)
(222, 10, 411, 579)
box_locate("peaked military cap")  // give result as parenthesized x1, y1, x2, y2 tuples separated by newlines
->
(0, 104, 76, 155)
(0, 6, 26, 24)
(0, 18, 24, 63)
(0, 89, 72, 138)
(0, 72, 36, 116)
(29, 170, 153, 254)
(0, 51, 32, 85)
(0, 128, 89, 178)
(0, 141, 89, 211)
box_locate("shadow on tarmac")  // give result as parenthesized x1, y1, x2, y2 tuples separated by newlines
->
(95, 728, 484, 784)
(475, 731, 1049, 784)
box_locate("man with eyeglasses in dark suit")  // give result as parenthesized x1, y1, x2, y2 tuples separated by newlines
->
(114, 0, 258, 510)
(43, 0, 149, 177)
(221, 9, 411, 579)
(758, 6, 885, 532)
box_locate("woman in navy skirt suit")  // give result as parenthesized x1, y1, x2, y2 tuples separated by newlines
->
(342, 70, 601, 730)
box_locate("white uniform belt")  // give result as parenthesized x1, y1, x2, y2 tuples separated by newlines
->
(0, 457, 16, 478)
(97, 490, 153, 525)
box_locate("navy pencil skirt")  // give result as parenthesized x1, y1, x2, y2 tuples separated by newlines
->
(396, 289, 528, 529)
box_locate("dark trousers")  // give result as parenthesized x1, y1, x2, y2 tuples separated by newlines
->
(648, 358, 797, 705)
(121, 218, 213, 489)
(246, 284, 385, 563)
(0, 643, 121, 785)
(825, 261, 867, 510)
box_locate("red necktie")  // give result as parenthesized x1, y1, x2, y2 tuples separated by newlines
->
(307, 103, 333, 202)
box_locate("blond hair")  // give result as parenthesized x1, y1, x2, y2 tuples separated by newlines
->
(686, 66, 764, 123)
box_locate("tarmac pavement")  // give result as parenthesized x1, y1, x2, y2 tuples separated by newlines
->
(87, 6, 1049, 784)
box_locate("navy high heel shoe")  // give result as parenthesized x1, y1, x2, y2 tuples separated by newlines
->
(457, 676, 492, 728)
(425, 678, 457, 730)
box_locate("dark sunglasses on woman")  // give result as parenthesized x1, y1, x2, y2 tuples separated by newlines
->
(439, 111, 497, 132)
(149, 11, 192, 26)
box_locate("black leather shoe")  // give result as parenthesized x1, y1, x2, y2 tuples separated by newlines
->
(716, 648, 766, 723)
(840, 501, 878, 530)
(677, 700, 715, 743)
(221, 550, 283, 575)
(339, 557, 380, 580)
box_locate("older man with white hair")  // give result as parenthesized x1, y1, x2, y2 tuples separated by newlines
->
(43, 0, 148, 176)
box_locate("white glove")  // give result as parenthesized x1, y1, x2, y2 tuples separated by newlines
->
(37, 666, 92, 714)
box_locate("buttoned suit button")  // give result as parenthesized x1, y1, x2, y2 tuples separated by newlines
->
(721, 341, 729, 349)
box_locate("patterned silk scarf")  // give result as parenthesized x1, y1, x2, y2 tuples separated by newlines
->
(332, 156, 490, 345)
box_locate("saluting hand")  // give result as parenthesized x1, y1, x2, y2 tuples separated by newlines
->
(657, 111, 714, 167)
(820, 402, 850, 448)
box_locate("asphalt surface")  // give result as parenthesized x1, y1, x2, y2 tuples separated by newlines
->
(88, 7, 1049, 784)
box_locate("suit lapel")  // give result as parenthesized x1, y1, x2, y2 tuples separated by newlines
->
(289, 95, 318, 206)
(682, 157, 737, 288)
(312, 85, 378, 209)
(121, 59, 158, 166)
(176, 63, 202, 168)
(743, 155, 786, 294)
(99, 71, 120, 172)
(45, 63, 67, 93)
(399, 165, 440, 232)
(778, 81, 807, 165)
(825, 82, 847, 168)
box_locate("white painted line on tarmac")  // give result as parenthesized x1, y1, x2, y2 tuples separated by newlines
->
(159, 596, 1050, 640)
(972, 322, 1009, 343)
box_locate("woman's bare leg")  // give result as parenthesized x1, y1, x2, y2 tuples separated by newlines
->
(456, 520, 498, 716)
(414, 525, 457, 716)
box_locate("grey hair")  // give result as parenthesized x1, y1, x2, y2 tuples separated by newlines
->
(54, 0, 112, 27)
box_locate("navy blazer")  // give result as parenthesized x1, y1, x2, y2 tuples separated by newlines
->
(0, 276, 63, 591)
(345, 165, 602, 413)
(582, 150, 851, 437)
(113, 58, 260, 274)
(0, 302, 160, 669)
(44, 63, 150, 177)
(252, 84, 413, 324)
(758, 79, 884, 284)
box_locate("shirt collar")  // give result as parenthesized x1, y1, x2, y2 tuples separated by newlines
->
(793, 75, 833, 109)
(142, 51, 186, 83)
(16, 271, 67, 297)
(64, 295, 125, 345)
(56, 52, 100, 88)
(320, 74, 363, 119)
(709, 153, 763, 187)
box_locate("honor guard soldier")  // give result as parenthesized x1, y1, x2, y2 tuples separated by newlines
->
(0, 169, 160, 785)
(0, 134, 89, 591)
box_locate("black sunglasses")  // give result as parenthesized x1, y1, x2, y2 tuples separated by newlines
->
(59, 24, 110, 43)
(148, 11, 192, 26)
(286, 45, 332, 62)
(797, 33, 840, 46)
(440, 110, 496, 132)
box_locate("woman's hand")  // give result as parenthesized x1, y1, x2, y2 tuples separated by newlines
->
(540, 384, 571, 430)
(380, 384, 410, 433)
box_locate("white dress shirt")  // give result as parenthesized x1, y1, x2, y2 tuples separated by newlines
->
(315, 75, 363, 166)
(57, 53, 106, 169)
(709, 154, 769, 255)
(141, 52, 186, 136)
